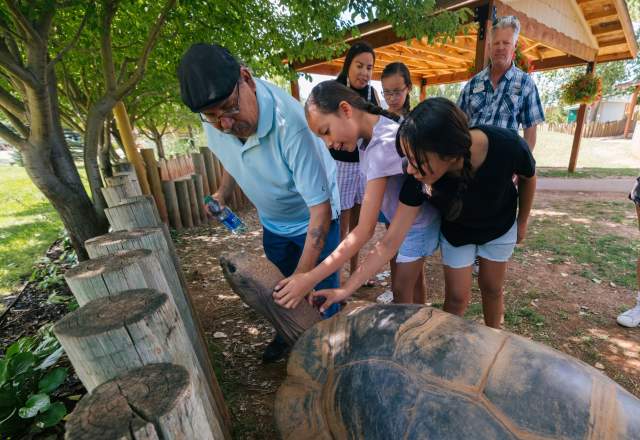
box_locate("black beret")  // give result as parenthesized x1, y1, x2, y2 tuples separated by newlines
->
(177, 43, 240, 113)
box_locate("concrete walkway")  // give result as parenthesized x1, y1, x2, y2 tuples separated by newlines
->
(537, 177, 635, 193)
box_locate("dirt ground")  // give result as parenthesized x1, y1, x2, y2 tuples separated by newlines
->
(176, 189, 640, 439)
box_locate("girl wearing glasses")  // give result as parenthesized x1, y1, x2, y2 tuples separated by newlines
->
(381, 62, 412, 119)
(334, 41, 380, 283)
(272, 80, 440, 308)
(307, 98, 536, 329)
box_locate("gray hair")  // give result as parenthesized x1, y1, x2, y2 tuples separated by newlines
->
(492, 15, 520, 45)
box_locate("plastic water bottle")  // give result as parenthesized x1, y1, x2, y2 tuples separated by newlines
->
(204, 195, 247, 234)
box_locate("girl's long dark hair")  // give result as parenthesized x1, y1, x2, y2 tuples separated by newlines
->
(396, 97, 473, 220)
(336, 41, 376, 87)
(381, 62, 412, 115)
(306, 80, 400, 123)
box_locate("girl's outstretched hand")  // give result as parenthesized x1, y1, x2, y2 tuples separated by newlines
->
(272, 272, 316, 309)
(309, 288, 351, 313)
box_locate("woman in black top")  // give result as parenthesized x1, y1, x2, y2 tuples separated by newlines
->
(335, 41, 380, 281)
(309, 98, 536, 329)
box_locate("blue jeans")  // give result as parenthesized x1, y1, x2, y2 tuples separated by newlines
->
(263, 219, 341, 317)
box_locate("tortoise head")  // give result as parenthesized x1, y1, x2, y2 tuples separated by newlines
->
(219, 252, 284, 299)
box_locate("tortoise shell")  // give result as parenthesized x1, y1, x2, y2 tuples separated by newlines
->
(276, 302, 640, 439)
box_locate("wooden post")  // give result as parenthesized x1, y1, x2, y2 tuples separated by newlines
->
(162, 180, 183, 230)
(624, 85, 639, 139)
(140, 148, 169, 224)
(65, 363, 219, 440)
(84, 227, 230, 425)
(104, 195, 162, 232)
(101, 184, 136, 208)
(112, 101, 151, 195)
(201, 147, 217, 194)
(568, 62, 595, 173)
(175, 178, 194, 228)
(290, 78, 300, 101)
(474, 1, 494, 73)
(104, 174, 142, 195)
(419, 78, 427, 102)
(192, 152, 211, 196)
(63, 249, 168, 306)
(186, 175, 201, 227)
(112, 161, 132, 173)
(192, 173, 208, 223)
(55, 290, 227, 439)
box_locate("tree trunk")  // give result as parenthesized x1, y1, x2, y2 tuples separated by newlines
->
(20, 65, 108, 260)
(151, 125, 166, 159)
(85, 97, 116, 223)
(98, 119, 113, 179)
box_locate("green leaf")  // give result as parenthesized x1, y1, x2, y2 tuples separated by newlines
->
(0, 359, 8, 387)
(38, 368, 67, 394)
(36, 347, 64, 370)
(8, 352, 36, 377)
(18, 393, 50, 419)
(34, 402, 66, 429)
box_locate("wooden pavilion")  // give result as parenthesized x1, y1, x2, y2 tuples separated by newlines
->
(289, 0, 638, 172)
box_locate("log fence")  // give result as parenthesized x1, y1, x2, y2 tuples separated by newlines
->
(54, 168, 233, 439)
(542, 118, 636, 138)
(103, 148, 251, 231)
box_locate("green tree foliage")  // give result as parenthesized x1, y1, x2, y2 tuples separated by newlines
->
(0, 0, 468, 258)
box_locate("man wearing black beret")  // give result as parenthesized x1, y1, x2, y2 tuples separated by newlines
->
(178, 44, 341, 362)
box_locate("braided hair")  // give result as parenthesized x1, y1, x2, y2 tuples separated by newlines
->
(381, 62, 412, 116)
(305, 80, 401, 123)
(396, 97, 473, 221)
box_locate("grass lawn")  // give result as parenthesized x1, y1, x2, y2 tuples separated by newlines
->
(0, 165, 63, 296)
(534, 130, 640, 173)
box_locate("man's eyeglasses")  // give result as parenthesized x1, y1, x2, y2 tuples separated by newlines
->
(382, 87, 408, 99)
(200, 82, 241, 125)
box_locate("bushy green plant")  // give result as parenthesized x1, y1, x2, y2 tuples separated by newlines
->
(0, 325, 67, 437)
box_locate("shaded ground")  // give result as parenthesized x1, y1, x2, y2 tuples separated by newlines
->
(176, 190, 640, 439)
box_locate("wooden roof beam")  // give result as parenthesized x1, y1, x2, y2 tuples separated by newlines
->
(530, 55, 586, 71)
(591, 21, 623, 37)
(584, 10, 619, 25)
(495, 0, 597, 62)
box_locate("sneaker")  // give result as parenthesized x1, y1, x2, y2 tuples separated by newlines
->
(472, 257, 480, 276)
(617, 301, 640, 328)
(376, 290, 393, 304)
(262, 334, 290, 363)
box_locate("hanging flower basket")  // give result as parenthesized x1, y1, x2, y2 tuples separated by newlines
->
(561, 73, 602, 105)
(514, 47, 532, 73)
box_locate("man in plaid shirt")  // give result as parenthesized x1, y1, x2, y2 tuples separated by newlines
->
(458, 16, 544, 150)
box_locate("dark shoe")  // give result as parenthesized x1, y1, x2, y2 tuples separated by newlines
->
(262, 334, 290, 363)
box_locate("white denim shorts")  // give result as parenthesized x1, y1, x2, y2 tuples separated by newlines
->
(396, 220, 441, 263)
(440, 221, 517, 269)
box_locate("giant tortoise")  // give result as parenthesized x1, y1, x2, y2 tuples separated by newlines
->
(218, 252, 640, 439)
(276, 302, 640, 439)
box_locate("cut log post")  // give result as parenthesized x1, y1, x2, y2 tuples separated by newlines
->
(112, 161, 133, 173)
(101, 184, 135, 208)
(162, 180, 183, 230)
(186, 176, 201, 227)
(201, 147, 217, 194)
(140, 148, 169, 224)
(105, 175, 142, 196)
(104, 195, 161, 232)
(55, 290, 227, 439)
(113, 170, 142, 195)
(84, 228, 230, 429)
(175, 178, 194, 229)
(63, 249, 168, 306)
(158, 158, 169, 180)
(192, 173, 208, 223)
(65, 363, 218, 440)
(192, 152, 211, 196)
